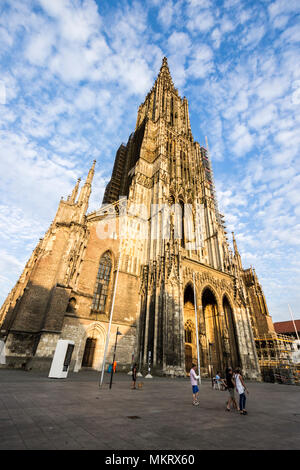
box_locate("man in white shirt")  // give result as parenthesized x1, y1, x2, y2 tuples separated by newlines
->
(190, 363, 200, 406)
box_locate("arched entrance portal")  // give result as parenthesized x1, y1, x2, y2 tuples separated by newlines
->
(183, 284, 197, 373)
(223, 296, 241, 369)
(76, 322, 107, 371)
(202, 288, 222, 378)
(82, 337, 97, 367)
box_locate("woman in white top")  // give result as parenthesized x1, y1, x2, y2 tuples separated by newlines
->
(234, 368, 249, 415)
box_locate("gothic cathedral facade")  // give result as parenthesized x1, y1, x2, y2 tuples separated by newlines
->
(0, 58, 275, 379)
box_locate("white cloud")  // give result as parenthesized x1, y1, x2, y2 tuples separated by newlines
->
(241, 25, 265, 47)
(211, 28, 221, 48)
(268, 0, 300, 20)
(25, 26, 56, 66)
(280, 25, 300, 44)
(168, 32, 191, 56)
(157, 0, 174, 28)
(273, 15, 290, 29)
(0, 0, 299, 323)
(187, 9, 215, 33)
(0, 26, 13, 48)
(231, 123, 254, 156)
(220, 17, 235, 33)
(187, 44, 214, 78)
(248, 104, 277, 129)
(255, 76, 289, 101)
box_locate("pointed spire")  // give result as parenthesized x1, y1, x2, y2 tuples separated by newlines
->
(68, 178, 81, 203)
(157, 56, 174, 87)
(232, 232, 242, 270)
(78, 160, 96, 208)
(232, 232, 238, 254)
(86, 159, 96, 184)
(161, 56, 169, 70)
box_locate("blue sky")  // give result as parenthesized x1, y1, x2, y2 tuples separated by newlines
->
(0, 0, 299, 323)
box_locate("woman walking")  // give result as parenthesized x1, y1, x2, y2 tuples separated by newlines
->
(131, 363, 137, 389)
(234, 368, 249, 415)
(225, 367, 238, 411)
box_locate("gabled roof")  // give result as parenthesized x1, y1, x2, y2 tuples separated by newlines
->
(273, 320, 300, 334)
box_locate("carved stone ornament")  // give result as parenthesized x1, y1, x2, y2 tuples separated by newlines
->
(136, 172, 153, 189)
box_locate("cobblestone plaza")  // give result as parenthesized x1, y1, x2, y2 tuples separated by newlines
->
(0, 370, 299, 451)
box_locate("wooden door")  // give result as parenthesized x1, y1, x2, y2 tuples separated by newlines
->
(82, 338, 97, 367)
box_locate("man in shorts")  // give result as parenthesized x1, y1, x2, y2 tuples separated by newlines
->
(190, 364, 200, 406)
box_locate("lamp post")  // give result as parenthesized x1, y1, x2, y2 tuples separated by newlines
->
(99, 252, 121, 388)
(288, 304, 299, 341)
(193, 272, 201, 385)
(109, 327, 122, 389)
(208, 342, 214, 387)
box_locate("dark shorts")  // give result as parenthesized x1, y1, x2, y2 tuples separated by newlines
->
(192, 385, 199, 394)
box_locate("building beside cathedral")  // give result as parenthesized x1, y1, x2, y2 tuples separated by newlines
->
(0, 58, 276, 379)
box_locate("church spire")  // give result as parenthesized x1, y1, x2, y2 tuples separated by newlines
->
(86, 159, 96, 184)
(162, 56, 168, 67)
(135, 56, 192, 134)
(160, 57, 170, 73)
(68, 178, 81, 203)
(78, 160, 96, 210)
(232, 232, 242, 270)
(232, 232, 238, 253)
(157, 56, 175, 89)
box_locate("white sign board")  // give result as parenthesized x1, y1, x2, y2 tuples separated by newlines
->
(0, 340, 5, 365)
(48, 340, 75, 378)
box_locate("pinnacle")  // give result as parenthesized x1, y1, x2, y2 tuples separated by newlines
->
(162, 56, 168, 67)
(160, 56, 170, 74)
(158, 56, 174, 87)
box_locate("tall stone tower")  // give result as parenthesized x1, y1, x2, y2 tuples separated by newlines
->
(0, 58, 274, 378)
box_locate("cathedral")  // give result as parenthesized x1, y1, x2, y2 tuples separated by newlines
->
(0, 58, 276, 379)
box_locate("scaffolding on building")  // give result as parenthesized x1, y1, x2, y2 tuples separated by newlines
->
(255, 333, 300, 385)
(200, 140, 222, 226)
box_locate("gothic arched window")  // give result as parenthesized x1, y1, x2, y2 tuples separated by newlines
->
(185, 320, 194, 344)
(92, 252, 112, 313)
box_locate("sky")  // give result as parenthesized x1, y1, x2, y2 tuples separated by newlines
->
(0, 0, 299, 323)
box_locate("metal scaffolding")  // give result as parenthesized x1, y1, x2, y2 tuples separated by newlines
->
(255, 333, 300, 385)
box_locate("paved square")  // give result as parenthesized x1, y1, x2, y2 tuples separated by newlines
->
(0, 369, 299, 450)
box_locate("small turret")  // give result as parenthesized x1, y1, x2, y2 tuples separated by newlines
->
(67, 178, 81, 203)
(78, 160, 96, 210)
(232, 232, 242, 270)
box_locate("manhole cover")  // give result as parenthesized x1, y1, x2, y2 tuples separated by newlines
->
(127, 416, 141, 419)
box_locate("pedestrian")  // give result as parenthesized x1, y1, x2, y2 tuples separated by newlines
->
(214, 371, 224, 390)
(131, 363, 137, 389)
(225, 367, 238, 411)
(190, 363, 200, 406)
(234, 368, 249, 415)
